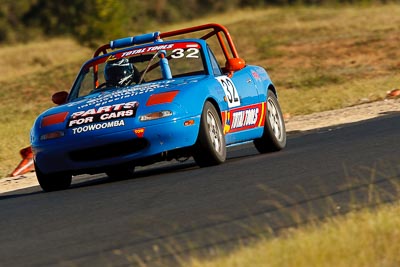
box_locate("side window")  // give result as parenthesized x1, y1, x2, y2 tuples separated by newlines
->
(77, 67, 96, 97)
(208, 46, 223, 76)
(78, 65, 106, 97)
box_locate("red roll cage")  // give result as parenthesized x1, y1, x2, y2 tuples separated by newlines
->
(94, 23, 240, 59)
(92, 23, 245, 87)
(51, 24, 246, 106)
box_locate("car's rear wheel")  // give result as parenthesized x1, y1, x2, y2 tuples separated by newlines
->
(193, 101, 226, 167)
(35, 162, 72, 192)
(254, 90, 286, 153)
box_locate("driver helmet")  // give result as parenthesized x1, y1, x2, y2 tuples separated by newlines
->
(104, 58, 134, 86)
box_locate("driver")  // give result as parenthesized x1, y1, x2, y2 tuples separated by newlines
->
(104, 58, 136, 87)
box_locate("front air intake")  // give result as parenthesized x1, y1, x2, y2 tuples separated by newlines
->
(69, 139, 148, 162)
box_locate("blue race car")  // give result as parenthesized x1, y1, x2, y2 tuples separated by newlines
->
(31, 23, 286, 191)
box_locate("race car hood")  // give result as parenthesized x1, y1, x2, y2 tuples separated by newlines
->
(34, 77, 207, 136)
(64, 76, 206, 115)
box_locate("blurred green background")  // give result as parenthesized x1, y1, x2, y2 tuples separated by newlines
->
(1, 0, 393, 46)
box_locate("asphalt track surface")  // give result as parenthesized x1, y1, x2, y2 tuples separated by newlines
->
(1, 113, 400, 266)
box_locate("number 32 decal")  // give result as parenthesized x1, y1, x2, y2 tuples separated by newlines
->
(171, 48, 199, 58)
(216, 76, 241, 108)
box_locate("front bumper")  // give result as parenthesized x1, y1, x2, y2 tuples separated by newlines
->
(32, 115, 200, 174)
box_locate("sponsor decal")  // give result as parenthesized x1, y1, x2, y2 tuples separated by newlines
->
(71, 120, 125, 135)
(120, 44, 175, 57)
(224, 103, 265, 133)
(68, 101, 138, 128)
(221, 111, 230, 134)
(251, 70, 260, 80)
(117, 42, 200, 59)
(231, 107, 259, 129)
(68, 80, 175, 110)
(133, 128, 145, 138)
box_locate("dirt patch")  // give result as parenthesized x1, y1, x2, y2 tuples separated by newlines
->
(0, 172, 38, 194)
(2, 97, 400, 194)
(284, 97, 400, 132)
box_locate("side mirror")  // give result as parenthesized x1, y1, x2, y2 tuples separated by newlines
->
(225, 58, 246, 72)
(52, 91, 69, 105)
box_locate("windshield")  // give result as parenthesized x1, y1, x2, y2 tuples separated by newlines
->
(69, 41, 206, 100)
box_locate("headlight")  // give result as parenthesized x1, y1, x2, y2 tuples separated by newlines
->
(40, 131, 65, 140)
(139, 110, 173, 121)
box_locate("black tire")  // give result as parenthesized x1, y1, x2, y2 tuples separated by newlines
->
(193, 102, 226, 167)
(254, 90, 286, 153)
(35, 162, 72, 192)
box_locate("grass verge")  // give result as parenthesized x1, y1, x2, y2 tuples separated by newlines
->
(189, 202, 400, 267)
(186, 168, 400, 267)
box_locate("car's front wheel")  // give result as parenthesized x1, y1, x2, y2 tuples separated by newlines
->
(254, 90, 286, 153)
(35, 162, 72, 192)
(193, 101, 226, 167)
